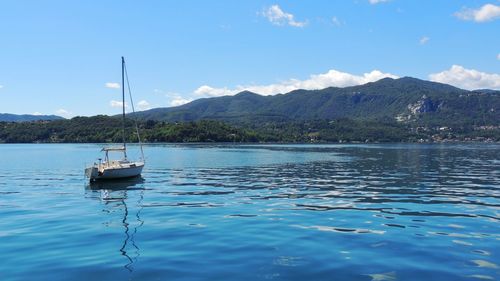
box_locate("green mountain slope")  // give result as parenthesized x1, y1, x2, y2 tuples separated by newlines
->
(2, 77, 498, 143)
(132, 77, 499, 126)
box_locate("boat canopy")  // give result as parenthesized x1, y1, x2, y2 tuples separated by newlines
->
(101, 146, 126, 152)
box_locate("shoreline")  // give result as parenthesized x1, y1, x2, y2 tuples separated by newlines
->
(1, 140, 499, 145)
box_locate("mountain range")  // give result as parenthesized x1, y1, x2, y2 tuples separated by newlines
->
(0, 113, 64, 122)
(2, 77, 499, 127)
(1, 77, 499, 143)
(132, 77, 500, 126)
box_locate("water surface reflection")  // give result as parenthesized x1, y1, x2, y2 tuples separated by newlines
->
(0, 144, 498, 281)
(85, 178, 145, 272)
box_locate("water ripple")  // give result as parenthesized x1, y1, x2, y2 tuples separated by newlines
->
(0, 143, 499, 281)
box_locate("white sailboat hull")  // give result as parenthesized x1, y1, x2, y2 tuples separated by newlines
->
(86, 161, 144, 181)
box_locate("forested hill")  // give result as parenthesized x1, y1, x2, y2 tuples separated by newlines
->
(131, 77, 500, 126)
(0, 113, 64, 122)
(1, 77, 499, 143)
(1, 115, 498, 143)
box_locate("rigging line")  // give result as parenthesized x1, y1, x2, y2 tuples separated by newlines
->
(123, 61, 145, 162)
(121, 57, 127, 157)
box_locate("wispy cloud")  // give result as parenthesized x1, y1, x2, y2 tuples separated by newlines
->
(56, 109, 72, 118)
(419, 36, 430, 45)
(0, 85, 4, 89)
(429, 65, 500, 90)
(110, 100, 128, 108)
(331, 16, 343, 26)
(170, 96, 193, 107)
(194, 69, 399, 97)
(454, 3, 500, 22)
(497, 53, 500, 60)
(194, 86, 235, 97)
(369, 0, 390, 5)
(105, 82, 120, 89)
(137, 100, 151, 111)
(262, 5, 307, 27)
(161, 91, 194, 106)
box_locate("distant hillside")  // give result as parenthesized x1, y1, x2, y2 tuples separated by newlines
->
(0, 113, 65, 122)
(0, 116, 259, 143)
(2, 77, 498, 143)
(132, 77, 500, 126)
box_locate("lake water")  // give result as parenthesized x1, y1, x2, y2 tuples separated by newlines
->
(0, 143, 499, 281)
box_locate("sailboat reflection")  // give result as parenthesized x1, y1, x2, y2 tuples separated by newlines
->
(85, 177, 145, 272)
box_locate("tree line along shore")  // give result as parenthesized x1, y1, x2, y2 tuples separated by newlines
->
(1, 115, 499, 143)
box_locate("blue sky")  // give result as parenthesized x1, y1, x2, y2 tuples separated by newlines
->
(0, 0, 499, 117)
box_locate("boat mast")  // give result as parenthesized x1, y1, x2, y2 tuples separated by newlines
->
(121, 56, 127, 159)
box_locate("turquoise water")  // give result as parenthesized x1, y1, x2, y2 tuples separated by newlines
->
(0, 144, 499, 281)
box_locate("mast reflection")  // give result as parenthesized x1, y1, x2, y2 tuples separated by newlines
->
(85, 177, 145, 272)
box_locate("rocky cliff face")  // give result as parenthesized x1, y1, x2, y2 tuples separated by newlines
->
(408, 95, 442, 114)
(396, 95, 443, 122)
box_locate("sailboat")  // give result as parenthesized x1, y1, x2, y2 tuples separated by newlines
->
(85, 57, 145, 182)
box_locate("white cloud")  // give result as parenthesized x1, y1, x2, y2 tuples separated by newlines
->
(262, 5, 307, 27)
(332, 16, 342, 26)
(137, 100, 151, 111)
(0, 85, 4, 89)
(497, 53, 500, 60)
(419, 36, 430, 45)
(429, 65, 500, 90)
(170, 96, 193, 107)
(56, 109, 72, 118)
(105, 82, 120, 89)
(194, 86, 235, 97)
(454, 3, 500, 22)
(194, 69, 399, 97)
(32, 112, 43, 115)
(110, 100, 128, 108)
(369, 0, 390, 4)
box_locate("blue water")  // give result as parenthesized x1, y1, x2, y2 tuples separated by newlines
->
(0, 144, 499, 281)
